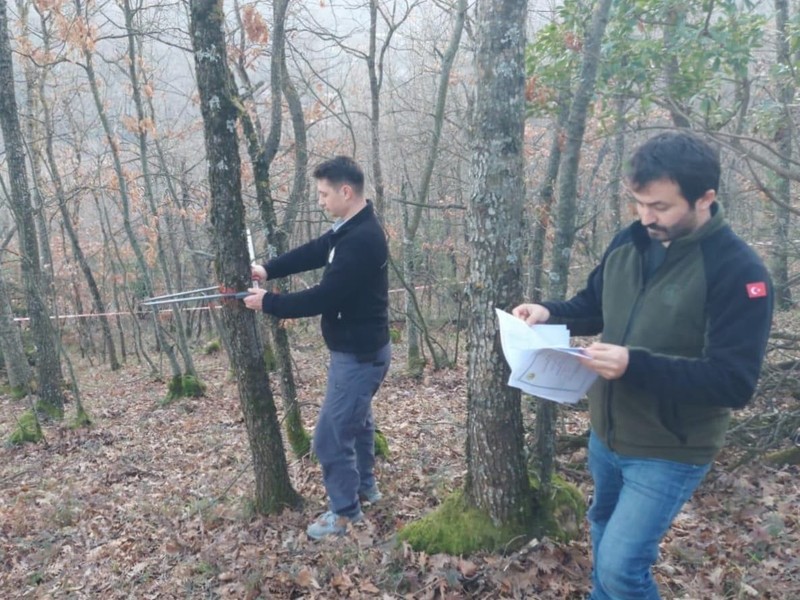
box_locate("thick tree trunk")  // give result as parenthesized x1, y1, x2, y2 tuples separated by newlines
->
(464, 0, 534, 531)
(190, 0, 300, 514)
(0, 0, 65, 415)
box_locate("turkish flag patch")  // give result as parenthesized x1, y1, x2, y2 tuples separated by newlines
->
(746, 281, 767, 299)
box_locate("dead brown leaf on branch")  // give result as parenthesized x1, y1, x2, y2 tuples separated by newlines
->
(0, 330, 798, 599)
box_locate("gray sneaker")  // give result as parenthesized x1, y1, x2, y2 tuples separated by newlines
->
(306, 510, 363, 540)
(358, 485, 382, 504)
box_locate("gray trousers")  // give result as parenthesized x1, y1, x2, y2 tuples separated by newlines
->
(313, 343, 391, 518)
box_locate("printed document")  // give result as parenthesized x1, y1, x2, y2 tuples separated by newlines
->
(495, 308, 597, 404)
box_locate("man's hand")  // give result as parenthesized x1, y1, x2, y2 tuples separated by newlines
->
(244, 287, 267, 311)
(579, 343, 629, 380)
(251, 265, 267, 281)
(511, 303, 551, 325)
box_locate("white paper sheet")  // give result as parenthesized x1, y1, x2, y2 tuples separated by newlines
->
(495, 308, 597, 404)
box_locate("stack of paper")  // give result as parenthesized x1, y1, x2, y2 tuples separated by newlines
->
(495, 308, 597, 404)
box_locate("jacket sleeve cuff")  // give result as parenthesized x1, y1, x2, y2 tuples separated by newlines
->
(621, 347, 649, 387)
(261, 291, 276, 314)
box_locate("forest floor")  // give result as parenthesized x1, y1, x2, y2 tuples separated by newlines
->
(1, 330, 799, 599)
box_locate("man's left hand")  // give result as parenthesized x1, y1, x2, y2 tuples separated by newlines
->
(243, 287, 267, 311)
(578, 343, 629, 380)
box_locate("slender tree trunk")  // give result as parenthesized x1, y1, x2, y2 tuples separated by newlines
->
(549, 0, 614, 300)
(367, 0, 386, 216)
(772, 0, 793, 309)
(527, 86, 571, 303)
(0, 0, 65, 416)
(464, 0, 534, 533)
(235, 0, 308, 456)
(75, 0, 180, 380)
(35, 52, 120, 370)
(609, 94, 626, 234)
(190, 0, 300, 514)
(543, 0, 613, 495)
(122, 0, 198, 378)
(403, 0, 466, 374)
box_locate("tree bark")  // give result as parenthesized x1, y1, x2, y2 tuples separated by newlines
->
(464, 0, 534, 531)
(189, 0, 300, 514)
(0, 0, 65, 415)
(0, 260, 32, 393)
(772, 0, 793, 309)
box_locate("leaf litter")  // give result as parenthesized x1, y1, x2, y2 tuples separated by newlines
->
(0, 338, 798, 599)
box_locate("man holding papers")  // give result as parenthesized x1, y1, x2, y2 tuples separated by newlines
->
(512, 131, 773, 600)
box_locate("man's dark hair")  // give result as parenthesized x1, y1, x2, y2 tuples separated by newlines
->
(312, 155, 365, 196)
(626, 131, 720, 205)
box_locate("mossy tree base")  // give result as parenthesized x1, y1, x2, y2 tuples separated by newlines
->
(8, 410, 43, 445)
(34, 398, 64, 421)
(9, 385, 29, 400)
(164, 374, 207, 404)
(285, 411, 311, 458)
(398, 490, 524, 555)
(399, 474, 585, 556)
(69, 407, 93, 429)
(375, 428, 390, 459)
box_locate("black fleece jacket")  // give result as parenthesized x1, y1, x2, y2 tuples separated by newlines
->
(541, 204, 773, 464)
(259, 201, 389, 355)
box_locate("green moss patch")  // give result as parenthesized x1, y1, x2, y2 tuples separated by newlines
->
(398, 490, 522, 555)
(8, 410, 43, 445)
(164, 374, 207, 404)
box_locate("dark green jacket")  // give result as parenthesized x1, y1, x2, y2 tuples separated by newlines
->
(542, 205, 773, 464)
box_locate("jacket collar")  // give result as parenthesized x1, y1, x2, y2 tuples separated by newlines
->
(331, 200, 374, 235)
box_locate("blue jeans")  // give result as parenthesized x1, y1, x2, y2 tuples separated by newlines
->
(313, 343, 391, 518)
(588, 432, 711, 600)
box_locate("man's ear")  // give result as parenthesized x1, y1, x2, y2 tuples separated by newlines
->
(696, 189, 716, 211)
(341, 184, 353, 200)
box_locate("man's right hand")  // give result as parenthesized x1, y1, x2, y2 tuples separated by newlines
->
(511, 303, 550, 326)
(251, 265, 267, 281)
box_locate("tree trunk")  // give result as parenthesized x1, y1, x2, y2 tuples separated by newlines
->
(189, 0, 300, 514)
(75, 0, 181, 380)
(772, 0, 793, 309)
(35, 53, 121, 370)
(464, 0, 534, 532)
(0, 0, 65, 416)
(609, 93, 626, 234)
(543, 0, 613, 495)
(367, 0, 386, 216)
(235, 0, 308, 456)
(403, 0, 466, 374)
(122, 0, 198, 378)
(0, 262, 32, 394)
(527, 86, 571, 303)
(549, 0, 614, 301)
